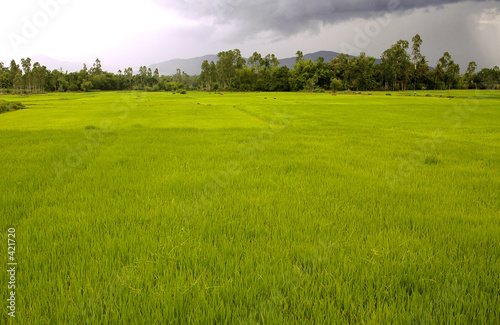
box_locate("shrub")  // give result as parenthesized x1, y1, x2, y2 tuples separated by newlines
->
(81, 81, 93, 92)
(330, 78, 344, 92)
(424, 156, 439, 165)
(68, 84, 79, 92)
(0, 100, 26, 114)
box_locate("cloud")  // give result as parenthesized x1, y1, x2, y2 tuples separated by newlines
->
(154, 0, 499, 39)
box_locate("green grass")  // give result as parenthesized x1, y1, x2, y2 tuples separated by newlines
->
(1, 90, 499, 324)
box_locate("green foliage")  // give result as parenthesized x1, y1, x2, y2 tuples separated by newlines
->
(1, 36, 500, 96)
(81, 81, 93, 92)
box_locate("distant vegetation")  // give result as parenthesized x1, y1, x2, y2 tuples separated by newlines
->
(1, 35, 499, 94)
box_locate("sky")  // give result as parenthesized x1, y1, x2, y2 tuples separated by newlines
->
(1, 0, 499, 72)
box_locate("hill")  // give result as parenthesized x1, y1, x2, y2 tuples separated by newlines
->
(149, 51, 379, 76)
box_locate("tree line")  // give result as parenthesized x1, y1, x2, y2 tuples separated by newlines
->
(1, 35, 499, 94)
(0, 59, 197, 94)
(201, 35, 499, 92)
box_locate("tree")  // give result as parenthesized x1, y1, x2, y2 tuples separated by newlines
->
(147, 68, 153, 86)
(200, 60, 212, 91)
(330, 78, 344, 93)
(248, 52, 262, 67)
(81, 81, 93, 92)
(411, 34, 423, 70)
(411, 34, 424, 89)
(289, 59, 314, 91)
(216, 49, 245, 89)
(154, 68, 160, 82)
(413, 57, 429, 90)
(173, 68, 182, 83)
(464, 61, 477, 89)
(349, 53, 376, 91)
(0, 62, 10, 89)
(380, 40, 411, 90)
(295, 51, 304, 64)
(328, 54, 352, 90)
(436, 52, 460, 90)
(270, 66, 290, 91)
(13, 71, 22, 93)
(21, 58, 32, 92)
(9, 60, 21, 88)
(476, 66, 500, 89)
(268, 54, 280, 68)
(139, 66, 147, 88)
(31, 62, 47, 93)
(124, 67, 133, 89)
(80, 64, 89, 81)
(89, 59, 103, 76)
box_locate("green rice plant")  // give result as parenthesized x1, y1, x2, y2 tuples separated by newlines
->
(0, 90, 499, 324)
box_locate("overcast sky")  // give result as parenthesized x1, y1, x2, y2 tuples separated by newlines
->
(1, 0, 499, 72)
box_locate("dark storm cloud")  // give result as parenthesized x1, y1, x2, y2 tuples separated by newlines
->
(155, 0, 498, 36)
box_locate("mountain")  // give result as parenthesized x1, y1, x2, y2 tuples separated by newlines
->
(278, 51, 343, 69)
(149, 54, 219, 76)
(26, 51, 384, 76)
(279, 51, 382, 69)
(30, 55, 84, 72)
(149, 51, 382, 76)
(27, 55, 120, 73)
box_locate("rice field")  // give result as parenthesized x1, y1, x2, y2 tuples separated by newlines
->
(1, 90, 499, 324)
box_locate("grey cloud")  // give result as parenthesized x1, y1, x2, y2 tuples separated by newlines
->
(154, 0, 499, 38)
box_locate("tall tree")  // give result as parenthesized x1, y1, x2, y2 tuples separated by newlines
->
(295, 50, 304, 64)
(411, 34, 425, 89)
(89, 59, 103, 76)
(9, 60, 21, 92)
(154, 68, 160, 82)
(380, 40, 411, 90)
(329, 53, 352, 90)
(139, 66, 147, 87)
(31, 62, 47, 93)
(124, 67, 133, 89)
(248, 52, 263, 67)
(411, 34, 423, 70)
(437, 52, 460, 90)
(350, 52, 376, 91)
(216, 49, 245, 89)
(21, 57, 32, 92)
(465, 61, 477, 89)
